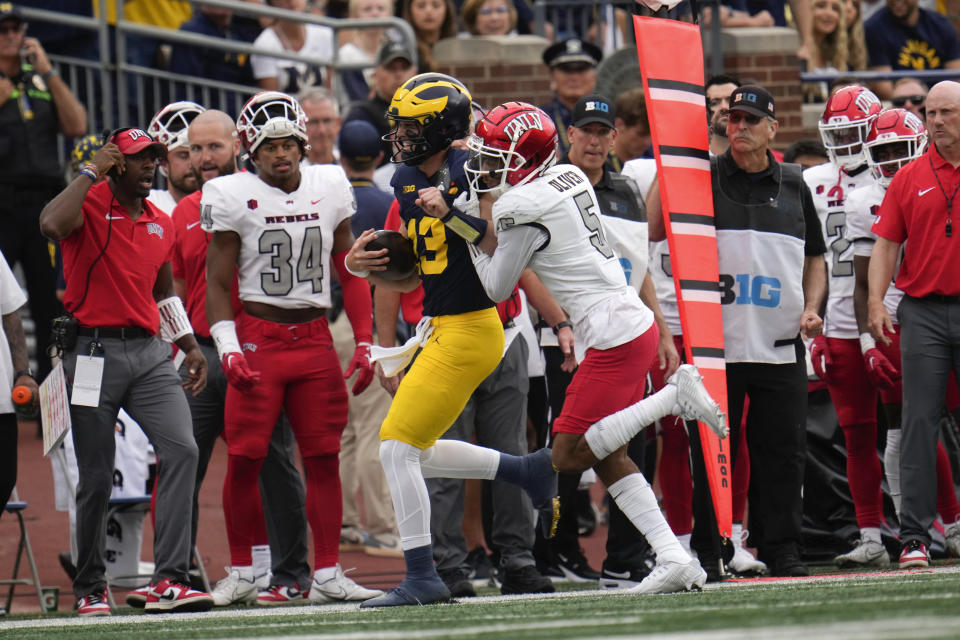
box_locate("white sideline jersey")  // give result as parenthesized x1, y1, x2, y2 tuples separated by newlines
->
(621, 158, 658, 201)
(200, 165, 355, 309)
(648, 238, 682, 335)
(493, 164, 654, 361)
(845, 181, 904, 320)
(803, 162, 875, 338)
(147, 189, 177, 216)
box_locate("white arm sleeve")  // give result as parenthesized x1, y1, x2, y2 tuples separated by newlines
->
(470, 224, 548, 302)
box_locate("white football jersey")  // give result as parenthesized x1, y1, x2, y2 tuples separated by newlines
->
(201, 165, 355, 309)
(648, 239, 682, 335)
(804, 162, 875, 338)
(846, 182, 903, 320)
(621, 158, 658, 201)
(493, 164, 654, 361)
(147, 189, 177, 216)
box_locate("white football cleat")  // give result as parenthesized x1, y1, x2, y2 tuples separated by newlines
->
(835, 539, 890, 568)
(211, 566, 257, 606)
(626, 559, 706, 595)
(727, 535, 768, 575)
(308, 564, 383, 603)
(668, 364, 727, 438)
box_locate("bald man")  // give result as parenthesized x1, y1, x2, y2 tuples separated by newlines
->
(868, 81, 960, 569)
(162, 109, 312, 608)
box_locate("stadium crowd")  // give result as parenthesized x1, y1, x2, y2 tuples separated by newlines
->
(1, 0, 960, 618)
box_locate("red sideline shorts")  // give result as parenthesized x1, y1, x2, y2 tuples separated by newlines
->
(225, 312, 348, 458)
(553, 324, 658, 435)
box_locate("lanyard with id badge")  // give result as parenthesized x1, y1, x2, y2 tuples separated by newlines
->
(71, 338, 104, 407)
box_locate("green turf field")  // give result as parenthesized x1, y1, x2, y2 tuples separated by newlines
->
(4, 566, 960, 639)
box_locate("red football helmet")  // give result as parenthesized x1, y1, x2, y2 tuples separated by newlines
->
(466, 102, 558, 193)
(236, 91, 308, 156)
(819, 85, 882, 170)
(865, 108, 927, 187)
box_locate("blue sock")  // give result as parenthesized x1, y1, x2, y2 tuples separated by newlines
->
(403, 544, 438, 581)
(495, 452, 526, 485)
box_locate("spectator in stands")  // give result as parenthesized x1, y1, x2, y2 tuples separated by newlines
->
(343, 40, 417, 169)
(300, 87, 342, 164)
(252, 0, 335, 94)
(810, 0, 849, 72)
(846, 0, 868, 71)
(539, 38, 602, 159)
(461, 0, 517, 35)
(783, 137, 829, 168)
(706, 74, 740, 157)
(401, 0, 458, 72)
(169, 4, 260, 114)
(865, 0, 960, 99)
(0, 4, 85, 383)
(338, 0, 396, 102)
(611, 88, 651, 170)
(96, 0, 191, 69)
(891, 77, 928, 118)
(701, 3, 776, 27)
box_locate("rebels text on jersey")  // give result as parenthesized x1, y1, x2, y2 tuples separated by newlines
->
(492, 164, 653, 361)
(803, 162, 875, 338)
(200, 165, 355, 309)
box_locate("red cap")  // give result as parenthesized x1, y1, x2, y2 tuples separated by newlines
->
(112, 128, 166, 157)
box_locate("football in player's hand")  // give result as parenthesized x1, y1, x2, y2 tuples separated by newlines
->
(367, 230, 417, 281)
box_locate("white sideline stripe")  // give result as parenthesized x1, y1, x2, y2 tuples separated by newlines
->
(671, 223, 716, 238)
(681, 290, 721, 304)
(6, 567, 960, 632)
(648, 88, 706, 107)
(692, 356, 726, 371)
(660, 156, 711, 171)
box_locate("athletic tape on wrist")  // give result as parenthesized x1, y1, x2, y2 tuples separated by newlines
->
(210, 319, 242, 361)
(859, 332, 877, 355)
(344, 259, 370, 279)
(157, 296, 193, 342)
(441, 208, 487, 245)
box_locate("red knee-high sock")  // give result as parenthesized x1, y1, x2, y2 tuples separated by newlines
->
(303, 454, 342, 570)
(224, 454, 266, 566)
(658, 417, 692, 534)
(732, 418, 750, 523)
(936, 441, 960, 524)
(842, 422, 883, 529)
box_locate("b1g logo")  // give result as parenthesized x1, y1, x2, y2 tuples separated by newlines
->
(719, 273, 781, 307)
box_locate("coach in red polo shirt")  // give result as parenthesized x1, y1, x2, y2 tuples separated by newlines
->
(869, 80, 960, 571)
(39, 128, 212, 616)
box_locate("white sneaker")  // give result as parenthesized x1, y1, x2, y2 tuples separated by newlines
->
(835, 539, 890, 568)
(211, 566, 257, 606)
(727, 542, 768, 575)
(626, 559, 706, 595)
(945, 522, 960, 558)
(668, 365, 728, 438)
(308, 564, 383, 603)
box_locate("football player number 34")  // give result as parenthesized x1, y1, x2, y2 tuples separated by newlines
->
(259, 227, 324, 295)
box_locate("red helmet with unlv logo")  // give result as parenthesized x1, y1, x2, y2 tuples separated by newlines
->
(865, 108, 927, 187)
(466, 102, 558, 193)
(819, 85, 882, 170)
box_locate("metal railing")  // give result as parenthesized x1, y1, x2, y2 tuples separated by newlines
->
(20, 0, 415, 133)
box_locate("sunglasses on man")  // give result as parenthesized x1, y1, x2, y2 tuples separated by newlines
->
(721, 109, 766, 125)
(891, 95, 925, 107)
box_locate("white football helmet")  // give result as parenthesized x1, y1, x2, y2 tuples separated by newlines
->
(865, 108, 927, 187)
(236, 91, 309, 155)
(148, 101, 205, 151)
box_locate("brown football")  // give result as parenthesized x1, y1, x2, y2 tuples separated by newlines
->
(367, 229, 418, 281)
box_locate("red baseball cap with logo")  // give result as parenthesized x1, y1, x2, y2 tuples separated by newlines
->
(111, 128, 167, 158)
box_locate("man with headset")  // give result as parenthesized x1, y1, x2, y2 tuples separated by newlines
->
(39, 128, 213, 616)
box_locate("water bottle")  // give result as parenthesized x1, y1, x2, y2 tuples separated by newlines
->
(12, 385, 38, 419)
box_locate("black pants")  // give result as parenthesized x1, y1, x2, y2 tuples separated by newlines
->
(0, 185, 64, 381)
(692, 340, 807, 561)
(0, 412, 16, 515)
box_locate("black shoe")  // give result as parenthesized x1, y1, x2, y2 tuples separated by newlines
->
(466, 547, 497, 585)
(696, 554, 725, 583)
(553, 549, 600, 581)
(59, 551, 77, 581)
(438, 568, 476, 598)
(769, 552, 809, 577)
(500, 564, 555, 594)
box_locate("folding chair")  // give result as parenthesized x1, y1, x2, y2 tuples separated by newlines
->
(2, 489, 48, 613)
